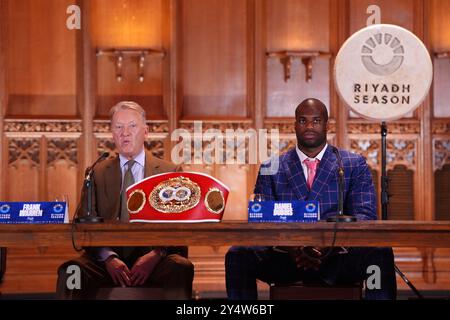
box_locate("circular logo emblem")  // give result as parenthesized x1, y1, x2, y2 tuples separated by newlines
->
(53, 204, 64, 213)
(158, 186, 192, 202)
(149, 176, 201, 213)
(305, 203, 316, 213)
(361, 32, 404, 76)
(334, 24, 432, 121)
(127, 189, 146, 214)
(0, 204, 10, 214)
(251, 203, 262, 213)
(204, 188, 225, 214)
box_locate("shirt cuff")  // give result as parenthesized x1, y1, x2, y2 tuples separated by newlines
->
(97, 247, 118, 262)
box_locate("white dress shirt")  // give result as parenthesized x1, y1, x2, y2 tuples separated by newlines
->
(295, 143, 328, 181)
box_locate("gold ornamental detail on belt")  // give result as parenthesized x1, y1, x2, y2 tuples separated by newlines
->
(149, 176, 201, 213)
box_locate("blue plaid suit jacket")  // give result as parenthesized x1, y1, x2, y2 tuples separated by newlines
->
(254, 145, 377, 221)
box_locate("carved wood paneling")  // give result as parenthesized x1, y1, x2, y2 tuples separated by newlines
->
(387, 140, 416, 171)
(8, 138, 40, 167)
(1, 0, 450, 297)
(432, 120, 450, 134)
(350, 138, 416, 171)
(6, 138, 41, 202)
(5, 128, 81, 219)
(348, 121, 421, 134)
(179, 120, 254, 132)
(177, 120, 255, 165)
(3, 120, 82, 133)
(145, 140, 165, 159)
(96, 139, 117, 159)
(434, 139, 450, 172)
(350, 139, 379, 170)
(93, 120, 169, 135)
(47, 139, 78, 167)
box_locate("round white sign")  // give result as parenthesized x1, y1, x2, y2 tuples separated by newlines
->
(334, 24, 433, 121)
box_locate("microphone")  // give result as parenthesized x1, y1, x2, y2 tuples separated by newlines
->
(326, 146, 356, 222)
(74, 152, 109, 223)
(85, 152, 109, 180)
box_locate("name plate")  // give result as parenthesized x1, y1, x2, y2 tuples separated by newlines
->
(0, 202, 68, 224)
(248, 201, 320, 223)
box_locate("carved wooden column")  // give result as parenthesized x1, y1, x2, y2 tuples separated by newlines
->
(250, 0, 263, 201)
(415, 0, 434, 221)
(79, 0, 96, 171)
(0, 1, 7, 199)
(333, 0, 350, 149)
(163, 0, 180, 161)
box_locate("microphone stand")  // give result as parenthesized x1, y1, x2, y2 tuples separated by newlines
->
(327, 147, 356, 222)
(74, 171, 104, 223)
(380, 121, 423, 299)
(74, 152, 109, 223)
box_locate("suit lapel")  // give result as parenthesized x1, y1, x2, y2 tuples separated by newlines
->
(308, 145, 337, 201)
(285, 149, 309, 200)
(144, 151, 161, 177)
(104, 156, 122, 220)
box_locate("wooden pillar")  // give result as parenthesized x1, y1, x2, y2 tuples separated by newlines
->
(331, 0, 350, 149)
(164, 0, 181, 160)
(79, 0, 96, 172)
(414, 0, 434, 221)
(0, 1, 8, 199)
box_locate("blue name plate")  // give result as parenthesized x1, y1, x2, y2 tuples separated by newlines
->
(0, 202, 68, 224)
(248, 200, 320, 223)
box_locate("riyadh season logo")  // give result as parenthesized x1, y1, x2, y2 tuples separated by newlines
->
(361, 33, 404, 76)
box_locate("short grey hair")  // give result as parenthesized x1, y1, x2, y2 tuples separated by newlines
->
(109, 101, 146, 123)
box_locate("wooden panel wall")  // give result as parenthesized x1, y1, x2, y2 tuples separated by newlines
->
(1, 0, 450, 297)
(266, 0, 330, 117)
(6, 0, 77, 117)
(436, 165, 450, 220)
(91, 0, 166, 118)
(181, 0, 249, 118)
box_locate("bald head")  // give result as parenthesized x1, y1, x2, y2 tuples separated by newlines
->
(295, 98, 328, 122)
(294, 98, 329, 156)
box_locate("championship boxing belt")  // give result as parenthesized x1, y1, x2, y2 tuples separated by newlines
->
(126, 172, 230, 223)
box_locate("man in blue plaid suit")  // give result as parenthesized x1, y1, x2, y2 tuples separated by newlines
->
(225, 98, 397, 300)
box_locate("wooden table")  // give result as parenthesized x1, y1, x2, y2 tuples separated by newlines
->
(1, 220, 450, 249)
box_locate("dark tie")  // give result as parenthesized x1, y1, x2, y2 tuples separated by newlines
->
(120, 160, 136, 222)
